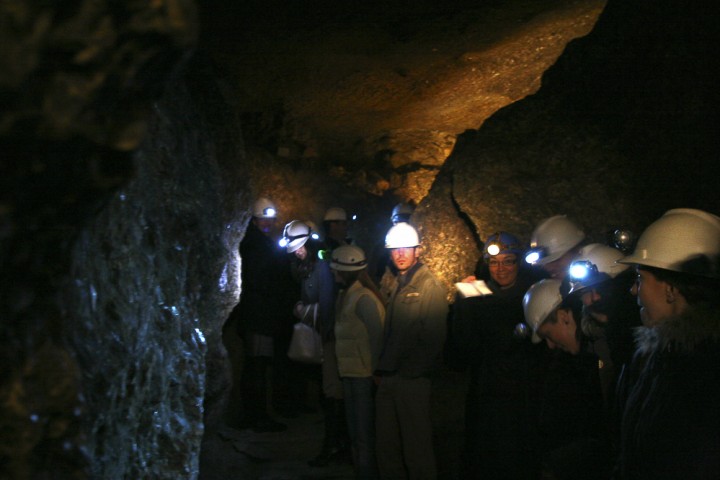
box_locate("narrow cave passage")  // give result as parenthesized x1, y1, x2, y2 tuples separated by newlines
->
(2, 0, 718, 479)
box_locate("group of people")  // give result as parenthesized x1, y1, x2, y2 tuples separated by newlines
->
(452, 210, 720, 480)
(228, 198, 720, 480)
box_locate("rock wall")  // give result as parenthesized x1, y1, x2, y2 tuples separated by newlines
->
(66, 57, 249, 478)
(1, 2, 250, 478)
(417, 0, 720, 297)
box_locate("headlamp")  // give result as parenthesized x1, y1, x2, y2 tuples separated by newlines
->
(612, 228, 635, 253)
(566, 260, 605, 297)
(263, 207, 276, 218)
(484, 232, 523, 258)
(311, 232, 320, 240)
(525, 248, 547, 265)
(569, 260, 598, 281)
(278, 238, 289, 248)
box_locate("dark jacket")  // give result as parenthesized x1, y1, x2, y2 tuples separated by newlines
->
(450, 266, 548, 479)
(233, 221, 292, 337)
(614, 303, 720, 480)
(297, 257, 337, 341)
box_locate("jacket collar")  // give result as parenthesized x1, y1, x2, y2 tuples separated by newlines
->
(398, 261, 423, 289)
(635, 302, 720, 355)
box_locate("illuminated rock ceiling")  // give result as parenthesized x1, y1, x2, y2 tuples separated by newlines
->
(203, 0, 606, 202)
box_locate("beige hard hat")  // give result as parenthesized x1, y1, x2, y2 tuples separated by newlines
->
(331, 245, 368, 271)
(619, 208, 720, 278)
(523, 279, 563, 343)
(528, 215, 585, 265)
(252, 197, 277, 218)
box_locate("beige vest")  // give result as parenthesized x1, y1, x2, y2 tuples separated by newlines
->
(335, 282, 385, 377)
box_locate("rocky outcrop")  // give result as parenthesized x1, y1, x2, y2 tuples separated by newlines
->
(1, 2, 250, 478)
(418, 0, 720, 296)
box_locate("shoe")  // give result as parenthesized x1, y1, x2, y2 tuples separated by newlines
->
(251, 418, 287, 433)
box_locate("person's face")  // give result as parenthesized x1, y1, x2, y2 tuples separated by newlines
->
(332, 269, 344, 285)
(542, 250, 575, 279)
(253, 217, 275, 235)
(630, 268, 674, 327)
(390, 247, 418, 273)
(488, 253, 519, 288)
(294, 245, 307, 261)
(328, 220, 348, 239)
(580, 289, 608, 323)
(537, 309, 581, 354)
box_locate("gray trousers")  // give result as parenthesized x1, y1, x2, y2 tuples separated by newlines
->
(375, 376, 436, 479)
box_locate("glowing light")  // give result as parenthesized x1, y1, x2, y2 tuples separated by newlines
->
(569, 262, 590, 279)
(279, 237, 288, 247)
(264, 207, 276, 217)
(311, 232, 320, 240)
(486, 243, 500, 256)
(525, 251, 540, 264)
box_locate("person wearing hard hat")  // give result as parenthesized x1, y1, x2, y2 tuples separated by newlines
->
(331, 245, 385, 479)
(374, 223, 448, 479)
(449, 231, 548, 479)
(232, 197, 291, 433)
(323, 207, 352, 251)
(390, 202, 414, 225)
(522, 279, 608, 480)
(280, 220, 351, 466)
(613, 208, 720, 480)
(369, 201, 416, 286)
(525, 215, 586, 280)
(563, 243, 641, 408)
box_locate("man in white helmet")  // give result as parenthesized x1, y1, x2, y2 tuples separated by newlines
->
(522, 279, 608, 480)
(563, 244, 641, 407)
(525, 215, 586, 280)
(374, 222, 448, 479)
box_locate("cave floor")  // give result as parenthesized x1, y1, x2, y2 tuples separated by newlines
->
(200, 367, 467, 479)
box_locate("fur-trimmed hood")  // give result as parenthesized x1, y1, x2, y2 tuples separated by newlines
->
(634, 302, 720, 355)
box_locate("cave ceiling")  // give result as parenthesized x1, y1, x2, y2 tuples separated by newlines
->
(200, 0, 606, 167)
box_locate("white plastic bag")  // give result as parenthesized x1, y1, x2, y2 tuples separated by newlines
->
(287, 303, 323, 363)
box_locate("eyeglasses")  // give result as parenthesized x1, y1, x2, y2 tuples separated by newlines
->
(488, 258, 517, 268)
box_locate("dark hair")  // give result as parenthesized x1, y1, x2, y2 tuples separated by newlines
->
(337, 269, 384, 304)
(639, 259, 720, 307)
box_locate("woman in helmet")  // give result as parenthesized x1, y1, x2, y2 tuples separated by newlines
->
(450, 231, 548, 479)
(331, 245, 385, 479)
(613, 208, 720, 480)
(282, 220, 351, 467)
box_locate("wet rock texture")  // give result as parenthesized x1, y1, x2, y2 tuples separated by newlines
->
(1, 1, 249, 478)
(418, 0, 720, 295)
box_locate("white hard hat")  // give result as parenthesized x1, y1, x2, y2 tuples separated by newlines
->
(330, 245, 368, 271)
(281, 220, 311, 253)
(252, 197, 277, 219)
(304, 220, 321, 241)
(566, 244, 629, 296)
(527, 215, 585, 265)
(385, 223, 420, 249)
(523, 279, 563, 342)
(391, 202, 414, 224)
(619, 208, 720, 278)
(324, 207, 347, 222)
